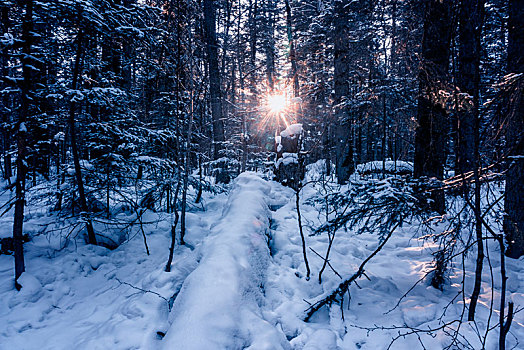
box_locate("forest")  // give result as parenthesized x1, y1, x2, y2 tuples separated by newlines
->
(0, 0, 523, 349)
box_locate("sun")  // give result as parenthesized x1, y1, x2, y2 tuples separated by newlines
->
(268, 94, 286, 113)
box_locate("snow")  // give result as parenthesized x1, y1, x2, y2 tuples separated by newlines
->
(280, 123, 303, 138)
(0, 165, 523, 349)
(1, 33, 14, 46)
(53, 131, 65, 141)
(356, 160, 413, 175)
(162, 172, 289, 350)
(262, 161, 523, 349)
(0, 180, 228, 349)
(303, 329, 338, 350)
(275, 152, 298, 168)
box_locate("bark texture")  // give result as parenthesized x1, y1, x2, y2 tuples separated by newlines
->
(333, 0, 355, 184)
(203, 0, 225, 160)
(413, 0, 453, 214)
(504, 0, 524, 259)
(456, 0, 484, 175)
(13, 0, 34, 288)
(69, 31, 97, 245)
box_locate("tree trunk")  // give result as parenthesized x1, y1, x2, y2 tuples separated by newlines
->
(69, 30, 97, 245)
(333, 0, 355, 184)
(455, 0, 484, 175)
(203, 0, 225, 160)
(454, 0, 486, 322)
(265, 0, 276, 92)
(382, 94, 387, 178)
(285, 0, 299, 97)
(165, 180, 181, 272)
(248, 0, 258, 108)
(504, 0, 524, 259)
(238, 0, 248, 172)
(1, 5, 11, 179)
(12, 0, 35, 289)
(180, 47, 196, 246)
(451, 0, 486, 321)
(241, 71, 248, 172)
(413, 0, 453, 214)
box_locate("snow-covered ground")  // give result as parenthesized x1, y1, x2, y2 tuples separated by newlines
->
(0, 182, 228, 349)
(266, 177, 524, 349)
(0, 168, 522, 349)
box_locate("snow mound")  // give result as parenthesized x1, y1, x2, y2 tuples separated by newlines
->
(275, 152, 298, 168)
(303, 329, 338, 350)
(356, 160, 413, 175)
(280, 123, 303, 138)
(162, 172, 289, 350)
(14, 273, 43, 303)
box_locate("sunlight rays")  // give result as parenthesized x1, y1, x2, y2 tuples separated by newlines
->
(254, 92, 293, 137)
(268, 94, 286, 113)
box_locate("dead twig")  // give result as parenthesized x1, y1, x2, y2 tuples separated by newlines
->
(304, 221, 399, 322)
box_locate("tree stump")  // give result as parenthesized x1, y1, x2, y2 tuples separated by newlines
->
(274, 124, 304, 189)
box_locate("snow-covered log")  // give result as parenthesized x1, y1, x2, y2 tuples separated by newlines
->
(162, 173, 289, 350)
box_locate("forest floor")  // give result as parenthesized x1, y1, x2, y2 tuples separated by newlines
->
(0, 166, 523, 349)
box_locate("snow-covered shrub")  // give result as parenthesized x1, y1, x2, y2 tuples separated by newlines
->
(208, 157, 240, 184)
(314, 177, 423, 240)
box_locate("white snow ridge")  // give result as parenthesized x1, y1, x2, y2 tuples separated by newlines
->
(161, 172, 290, 350)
